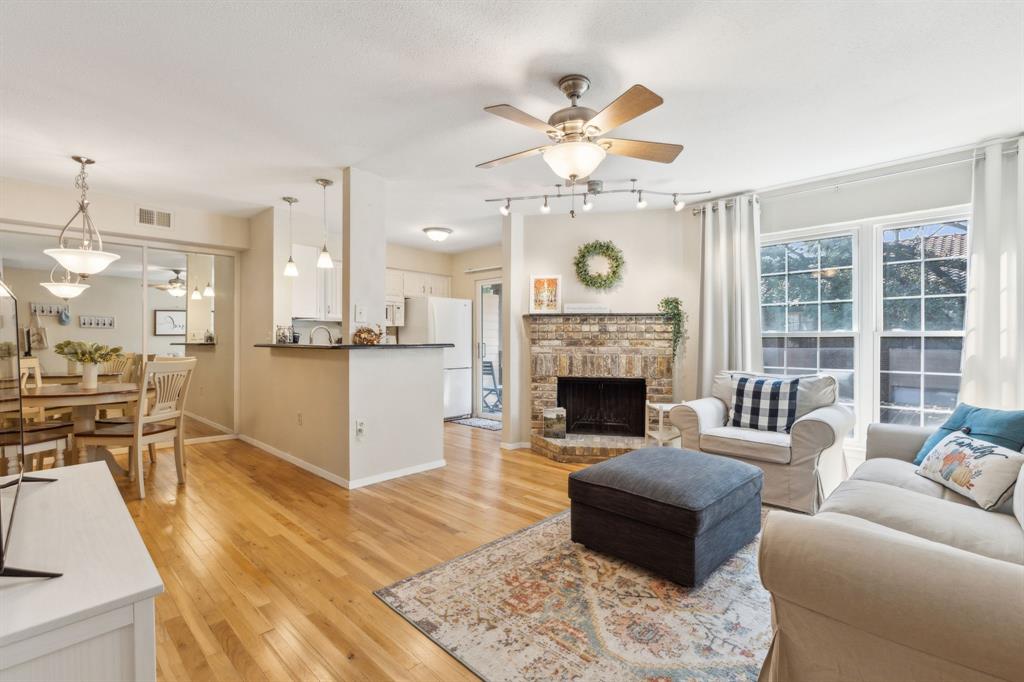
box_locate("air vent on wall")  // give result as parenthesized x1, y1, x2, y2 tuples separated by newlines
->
(136, 206, 173, 229)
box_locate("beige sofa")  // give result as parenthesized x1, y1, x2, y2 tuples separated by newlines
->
(758, 423, 1024, 682)
(669, 371, 854, 513)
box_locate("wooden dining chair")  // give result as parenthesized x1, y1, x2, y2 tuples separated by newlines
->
(1, 421, 74, 473)
(99, 353, 142, 419)
(76, 357, 197, 499)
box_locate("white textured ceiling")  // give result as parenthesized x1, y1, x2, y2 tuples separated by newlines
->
(1, 1, 1022, 253)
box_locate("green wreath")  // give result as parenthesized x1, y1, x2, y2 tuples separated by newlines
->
(574, 240, 625, 289)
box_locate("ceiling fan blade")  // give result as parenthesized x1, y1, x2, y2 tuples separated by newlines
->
(484, 105, 557, 136)
(476, 145, 550, 169)
(585, 85, 663, 136)
(598, 138, 683, 163)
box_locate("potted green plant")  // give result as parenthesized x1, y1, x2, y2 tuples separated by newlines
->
(53, 341, 123, 389)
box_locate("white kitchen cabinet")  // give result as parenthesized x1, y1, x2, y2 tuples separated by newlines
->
(290, 244, 321, 318)
(291, 246, 342, 320)
(398, 270, 451, 297)
(385, 268, 405, 297)
(322, 260, 343, 321)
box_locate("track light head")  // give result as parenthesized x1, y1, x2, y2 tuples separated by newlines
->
(499, 198, 511, 216)
(582, 193, 593, 211)
(540, 196, 551, 214)
(636, 190, 647, 209)
(673, 194, 686, 212)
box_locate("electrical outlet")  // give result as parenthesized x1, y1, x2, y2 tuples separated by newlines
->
(355, 419, 367, 439)
(297, 412, 303, 426)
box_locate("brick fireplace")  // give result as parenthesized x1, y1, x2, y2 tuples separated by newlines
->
(525, 313, 674, 462)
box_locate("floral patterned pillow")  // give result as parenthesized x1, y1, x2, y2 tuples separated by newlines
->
(917, 431, 1024, 510)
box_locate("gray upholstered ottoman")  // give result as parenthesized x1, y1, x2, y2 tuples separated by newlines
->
(568, 447, 763, 586)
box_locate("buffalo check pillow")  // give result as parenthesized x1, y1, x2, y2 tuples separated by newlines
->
(730, 375, 801, 433)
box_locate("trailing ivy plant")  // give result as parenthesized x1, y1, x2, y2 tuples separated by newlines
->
(658, 297, 689, 355)
(574, 240, 625, 289)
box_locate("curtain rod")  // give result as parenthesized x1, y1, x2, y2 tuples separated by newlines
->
(757, 143, 1019, 203)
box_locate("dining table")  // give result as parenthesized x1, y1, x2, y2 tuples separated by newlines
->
(1, 383, 144, 476)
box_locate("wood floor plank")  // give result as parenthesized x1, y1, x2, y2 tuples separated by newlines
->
(61, 422, 584, 681)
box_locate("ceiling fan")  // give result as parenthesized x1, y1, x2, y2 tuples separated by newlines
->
(149, 269, 187, 297)
(477, 74, 683, 182)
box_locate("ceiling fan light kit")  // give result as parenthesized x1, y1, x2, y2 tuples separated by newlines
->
(46, 156, 121, 276)
(478, 74, 684, 185)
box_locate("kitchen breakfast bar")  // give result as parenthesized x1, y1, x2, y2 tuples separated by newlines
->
(242, 343, 454, 489)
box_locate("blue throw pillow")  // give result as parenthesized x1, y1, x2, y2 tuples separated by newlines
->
(913, 403, 1024, 465)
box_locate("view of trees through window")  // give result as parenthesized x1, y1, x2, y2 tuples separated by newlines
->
(760, 235, 855, 409)
(759, 218, 969, 436)
(879, 221, 968, 426)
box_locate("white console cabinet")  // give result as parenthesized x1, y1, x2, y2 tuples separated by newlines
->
(0, 462, 162, 681)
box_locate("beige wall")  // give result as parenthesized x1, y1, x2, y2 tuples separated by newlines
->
(185, 255, 236, 432)
(450, 245, 502, 300)
(239, 207, 348, 479)
(386, 243, 452, 275)
(0, 177, 250, 250)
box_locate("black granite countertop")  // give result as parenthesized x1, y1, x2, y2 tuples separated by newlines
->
(254, 343, 454, 350)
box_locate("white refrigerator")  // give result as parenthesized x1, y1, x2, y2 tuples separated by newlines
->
(401, 296, 472, 419)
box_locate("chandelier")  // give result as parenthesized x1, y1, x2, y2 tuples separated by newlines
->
(40, 264, 89, 300)
(45, 156, 120, 276)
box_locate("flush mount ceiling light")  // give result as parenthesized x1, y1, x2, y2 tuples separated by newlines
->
(486, 178, 708, 219)
(315, 178, 334, 269)
(282, 196, 299, 277)
(40, 264, 88, 300)
(477, 74, 684, 184)
(422, 226, 453, 242)
(45, 156, 121, 276)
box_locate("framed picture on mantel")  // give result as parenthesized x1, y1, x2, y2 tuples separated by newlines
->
(529, 275, 562, 314)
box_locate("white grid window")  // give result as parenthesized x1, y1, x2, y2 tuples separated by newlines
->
(760, 235, 855, 410)
(878, 221, 968, 427)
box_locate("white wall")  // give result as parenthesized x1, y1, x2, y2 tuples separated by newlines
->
(386, 243, 452, 275)
(761, 151, 973, 233)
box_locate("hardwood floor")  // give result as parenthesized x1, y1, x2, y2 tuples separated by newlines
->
(115, 423, 583, 681)
(183, 415, 231, 439)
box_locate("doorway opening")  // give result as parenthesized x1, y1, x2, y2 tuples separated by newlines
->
(474, 279, 502, 422)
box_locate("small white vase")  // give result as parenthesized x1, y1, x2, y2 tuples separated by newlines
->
(80, 363, 99, 389)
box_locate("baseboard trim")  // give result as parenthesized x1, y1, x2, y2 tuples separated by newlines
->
(237, 434, 350, 488)
(347, 459, 446, 490)
(185, 411, 234, 435)
(186, 434, 238, 445)
(500, 441, 531, 450)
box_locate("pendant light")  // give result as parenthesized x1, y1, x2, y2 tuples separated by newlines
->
(315, 178, 334, 269)
(40, 264, 88, 300)
(45, 156, 121, 276)
(282, 196, 299, 277)
(191, 286, 202, 300)
(202, 282, 214, 297)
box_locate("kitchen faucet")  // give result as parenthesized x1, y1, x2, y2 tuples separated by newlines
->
(309, 325, 334, 345)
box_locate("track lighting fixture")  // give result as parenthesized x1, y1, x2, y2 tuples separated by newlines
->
(486, 180, 707, 218)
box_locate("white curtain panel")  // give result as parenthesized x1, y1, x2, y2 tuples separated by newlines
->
(698, 195, 764, 396)
(961, 137, 1024, 409)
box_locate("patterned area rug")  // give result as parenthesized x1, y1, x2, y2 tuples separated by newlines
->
(450, 417, 503, 431)
(375, 511, 771, 681)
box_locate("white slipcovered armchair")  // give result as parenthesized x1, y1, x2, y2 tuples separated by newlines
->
(669, 371, 854, 513)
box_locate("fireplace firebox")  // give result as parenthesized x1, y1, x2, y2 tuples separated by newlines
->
(557, 377, 646, 437)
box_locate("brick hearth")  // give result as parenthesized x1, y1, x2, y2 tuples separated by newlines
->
(525, 313, 674, 462)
